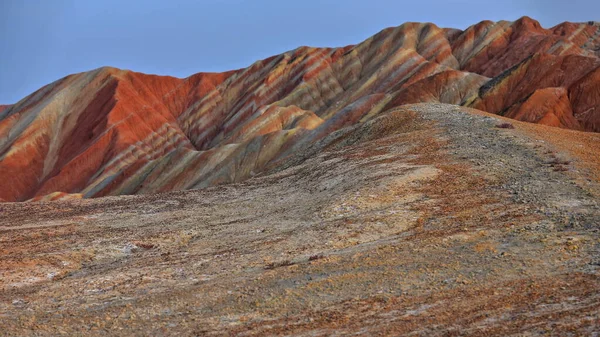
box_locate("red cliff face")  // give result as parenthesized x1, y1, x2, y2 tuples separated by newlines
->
(1, 17, 599, 202)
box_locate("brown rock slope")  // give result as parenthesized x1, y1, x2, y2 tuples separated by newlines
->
(1, 104, 599, 335)
(1, 17, 599, 202)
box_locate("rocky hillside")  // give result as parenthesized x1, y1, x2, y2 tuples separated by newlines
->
(1, 103, 599, 335)
(1, 17, 599, 202)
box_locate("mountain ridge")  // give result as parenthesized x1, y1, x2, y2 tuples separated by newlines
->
(1, 16, 599, 202)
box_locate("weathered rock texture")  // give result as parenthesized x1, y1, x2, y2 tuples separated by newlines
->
(1, 17, 599, 201)
(1, 104, 599, 335)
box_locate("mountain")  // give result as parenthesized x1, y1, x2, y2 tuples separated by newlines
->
(2, 17, 600, 334)
(1, 16, 599, 202)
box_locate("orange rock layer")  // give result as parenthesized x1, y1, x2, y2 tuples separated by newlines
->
(1, 17, 599, 201)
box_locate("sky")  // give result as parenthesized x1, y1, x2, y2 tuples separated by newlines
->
(1, 0, 598, 104)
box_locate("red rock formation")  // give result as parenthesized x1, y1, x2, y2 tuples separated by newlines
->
(503, 87, 581, 129)
(0, 17, 599, 201)
(469, 53, 600, 129)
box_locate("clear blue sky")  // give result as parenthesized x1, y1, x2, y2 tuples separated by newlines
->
(1, 0, 598, 104)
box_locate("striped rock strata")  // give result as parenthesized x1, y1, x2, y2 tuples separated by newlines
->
(1, 16, 599, 201)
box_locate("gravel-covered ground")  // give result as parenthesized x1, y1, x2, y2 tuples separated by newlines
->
(0, 103, 598, 336)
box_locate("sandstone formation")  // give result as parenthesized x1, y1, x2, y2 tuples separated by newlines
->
(1, 17, 599, 202)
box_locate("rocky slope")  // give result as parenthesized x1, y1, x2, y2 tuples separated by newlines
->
(1, 104, 599, 335)
(0, 17, 599, 203)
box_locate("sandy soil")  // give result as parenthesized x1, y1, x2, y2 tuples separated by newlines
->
(0, 104, 598, 336)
